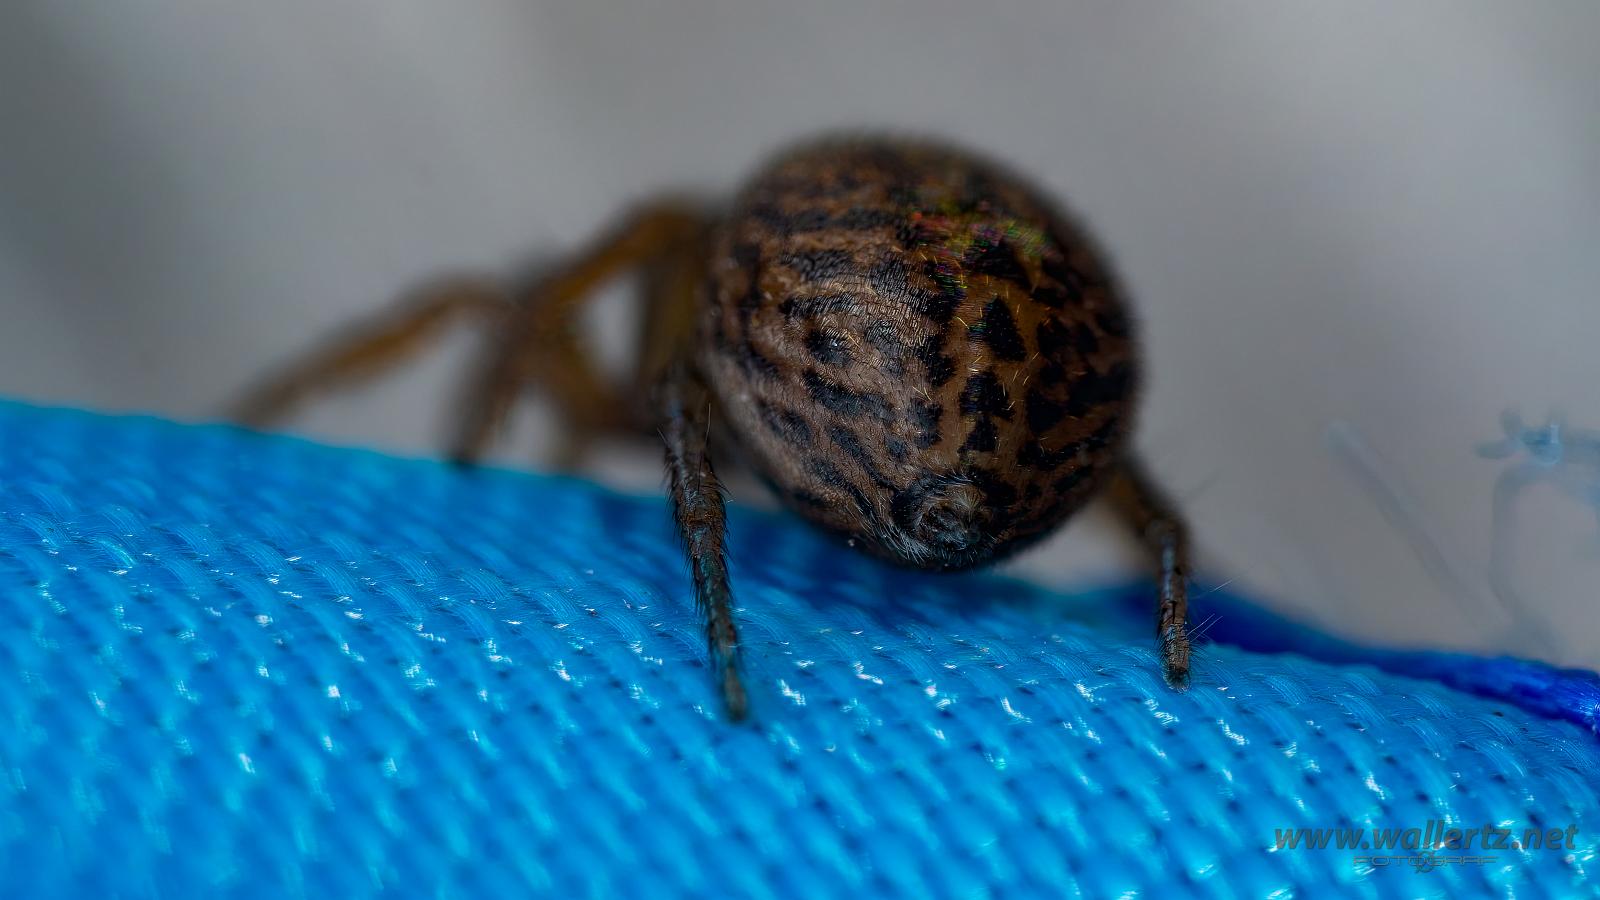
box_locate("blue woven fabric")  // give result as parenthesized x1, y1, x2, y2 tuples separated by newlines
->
(1, 400, 1596, 898)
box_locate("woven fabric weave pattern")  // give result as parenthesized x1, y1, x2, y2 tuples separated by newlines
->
(0, 401, 1595, 898)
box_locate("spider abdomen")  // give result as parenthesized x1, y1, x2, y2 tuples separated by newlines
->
(701, 138, 1140, 570)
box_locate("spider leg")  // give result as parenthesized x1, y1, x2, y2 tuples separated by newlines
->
(229, 278, 508, 426)
(449, 203, 707, 465)
(1107, 458, 1193, 690)
(660, 361, 748, 721)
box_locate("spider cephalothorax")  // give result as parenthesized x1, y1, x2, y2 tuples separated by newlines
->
(233, 135, 1193, 721)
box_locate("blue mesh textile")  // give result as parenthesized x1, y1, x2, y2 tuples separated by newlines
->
(0, 400, 1596, 898)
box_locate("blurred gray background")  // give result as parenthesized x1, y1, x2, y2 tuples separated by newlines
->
(2, 2, 1596, 668)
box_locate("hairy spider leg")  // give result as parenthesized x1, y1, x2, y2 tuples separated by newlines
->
(660, 361, 749, 721)
(230, 278, 510, 426)
(450, 204, 706, 465)
(228, 204, 706, 465)
(1107, 459, 1193, 689)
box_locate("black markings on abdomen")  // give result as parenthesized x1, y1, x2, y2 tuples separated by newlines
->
(1036, 318, 1099, 363)
(957, 372, 1012, 454)
(966, 468, 1018, 511)
(749, 204, 899, 234)
(1038, 251, 1087, 309)
(959, 371, 1012, 421)
(803, 370, 892, 421)
(780, 293, 858, 320)
(970, 298, 1026, 361)
(1019, 416, 1123, 471)
(781, 249, 855, 284)
(828, 424, 893, 489)
(1025, 389, 1069, 433)
(869, 256, 909, 302)
(805, 327, 852, 367)
(964, 239, 1031, 287)
(961, 418, 999, 452)
(915, 260, 964, 326)
(916, 336, 956, 388)
(1063, 361, 1135, 418)
(805, 458, 876, 518)
(758, 399, 813, 447)
(912, 401, 943, 449)
(864, 321, 907, 377)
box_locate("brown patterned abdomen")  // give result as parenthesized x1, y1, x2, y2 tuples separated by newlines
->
(700, 138, 1139, 569)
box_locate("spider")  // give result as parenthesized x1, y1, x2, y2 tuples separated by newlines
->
(232, 136, 1194, 720)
